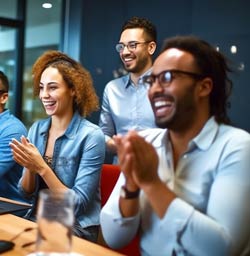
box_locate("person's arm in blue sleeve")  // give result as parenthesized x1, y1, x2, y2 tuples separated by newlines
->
(100, 172, 140, 249)
(72, 128, 105, 214)
(0, 122, 27, 177)
(99, 85, 117, 153)
(101, 131, 250, 255)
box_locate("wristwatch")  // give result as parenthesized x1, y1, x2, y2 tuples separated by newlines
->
(120, 185, 140, 199)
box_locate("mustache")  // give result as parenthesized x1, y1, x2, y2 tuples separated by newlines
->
(151, 93, 175, 102)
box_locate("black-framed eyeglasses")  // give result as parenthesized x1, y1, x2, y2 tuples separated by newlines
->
(115, 41, 150, 53)
(142, 69, 205, 88)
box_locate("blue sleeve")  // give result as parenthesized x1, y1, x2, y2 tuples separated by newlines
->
(72, 128, 105, 214)
(99, 85, 116, 140)
(0, 120, 27, 177)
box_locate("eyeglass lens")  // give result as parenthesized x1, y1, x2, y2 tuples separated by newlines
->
(116, 41, 150, 53)
(143, 71, 172, 87)
(116, 42, 138, 52)
(143, 70, 204, 88)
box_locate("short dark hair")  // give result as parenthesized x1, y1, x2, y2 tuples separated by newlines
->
(161, 35, 232, 124)
(121, 16, 157, 42)
(0, 70, 9, 91)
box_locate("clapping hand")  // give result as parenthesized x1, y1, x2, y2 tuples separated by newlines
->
(114, 131, 159, 189)
(10, 136, 47, 174)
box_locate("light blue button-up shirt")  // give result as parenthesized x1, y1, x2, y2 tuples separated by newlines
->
(19, 111, 105, 228)
(0, 109, 28, 203)
(99, 70, 157, 141)
(100, 117, 250, 256)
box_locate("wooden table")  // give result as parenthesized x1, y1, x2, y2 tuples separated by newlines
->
(0, 214, 124, 256)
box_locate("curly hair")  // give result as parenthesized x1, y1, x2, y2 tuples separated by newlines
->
(32, 50, 99, 117)
(161, 35, 232, 124)
(121, 16, 157, 42)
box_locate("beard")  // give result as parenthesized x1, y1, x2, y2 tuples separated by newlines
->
(155, 109, 193, 130)
(154, 89, 197, 131)
(123, 55, 149, 74)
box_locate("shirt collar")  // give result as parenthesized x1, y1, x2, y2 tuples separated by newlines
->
(141, 116, 218, 152)
(39, 111, 83, 139)
(125, 67, 152, 89)
(139, 127, 167, 148)
(124, 74, 130, 88)
(189, 116, 219, 151)
(150, 116, 218, 151)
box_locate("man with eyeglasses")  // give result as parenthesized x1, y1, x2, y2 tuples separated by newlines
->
(100, 36, 250, 255)
(99, 16, 158, 163)
(0, 71, 29, 208)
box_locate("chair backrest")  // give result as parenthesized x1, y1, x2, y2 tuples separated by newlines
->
(100, 164, 141, 256)
(100, 164, 120, 207)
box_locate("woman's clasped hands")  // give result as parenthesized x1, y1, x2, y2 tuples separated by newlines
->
(9, 136, 47, 175)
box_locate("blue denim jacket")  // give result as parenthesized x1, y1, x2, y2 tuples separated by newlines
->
(0, 109, 28, 203)
(19, 111, 105, 229)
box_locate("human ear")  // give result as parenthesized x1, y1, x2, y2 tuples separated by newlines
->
(0, 92, 8, 104)
(198, 77, 213, 97)
(148, 41, 157, 55)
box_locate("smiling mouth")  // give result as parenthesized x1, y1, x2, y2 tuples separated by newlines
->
(153, 100, 173, 117)
(43, 101, 56, 107)
(124, 57, 133, 62)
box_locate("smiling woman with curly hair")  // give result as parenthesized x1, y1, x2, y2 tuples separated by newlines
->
(10, 50, 105, 243)
(32, 50, 99, 117)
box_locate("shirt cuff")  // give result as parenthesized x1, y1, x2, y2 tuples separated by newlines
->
(163, 198, 194, 242)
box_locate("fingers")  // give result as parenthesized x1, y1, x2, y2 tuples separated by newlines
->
(114, 131, 159, 187)
(10, 142, 25, 164)
(114, 131, 151, 167)
(20, 135, 30, 145)
(11, 139, 26, 150)
(9, 137, 33, 165)
(10, 136, 35, 154)
(125, 132, 148, 166)
(113, 134, 122, 147)
(10, 138, 26, 154)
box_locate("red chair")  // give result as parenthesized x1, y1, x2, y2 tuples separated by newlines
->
(100, 164, 120, 207)
(100, 164, 141, 256)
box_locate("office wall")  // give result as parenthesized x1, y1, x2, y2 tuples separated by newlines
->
(77, 0, 250, 132)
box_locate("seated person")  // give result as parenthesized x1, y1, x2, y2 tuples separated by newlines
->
(100, 36, 250, 255)
(10, 51, 105, 242)
(0, 70, 29, 207)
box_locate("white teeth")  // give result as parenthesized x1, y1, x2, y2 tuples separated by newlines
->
(155, 101, 168, 107)
(43, 101, 55, 106)
(124, 57, 133, 61)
